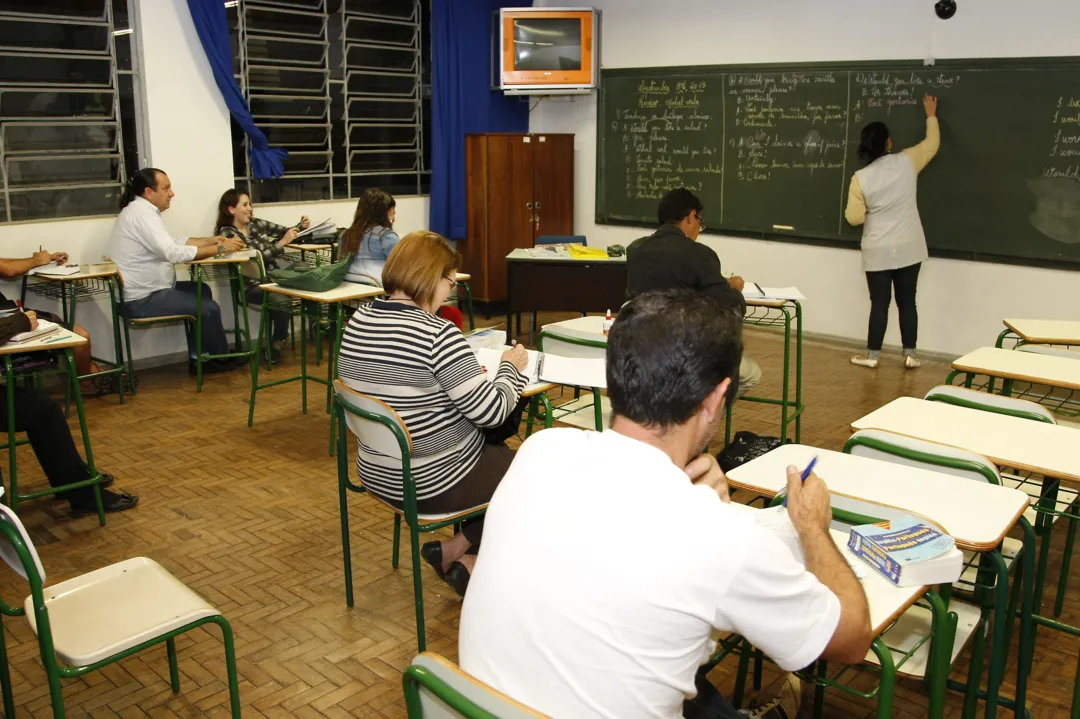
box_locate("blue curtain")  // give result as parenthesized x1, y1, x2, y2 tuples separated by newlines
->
(186, 0, 288, 179)
(430, 0, 531, 239)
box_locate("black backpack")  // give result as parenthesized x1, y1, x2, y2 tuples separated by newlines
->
(716, 431, 782, 473)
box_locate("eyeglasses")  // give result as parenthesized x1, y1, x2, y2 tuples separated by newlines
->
(443, 275, 457, 286)
(696, 215, 707, 231)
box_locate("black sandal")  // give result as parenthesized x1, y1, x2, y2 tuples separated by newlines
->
(420, 541, 446, 579)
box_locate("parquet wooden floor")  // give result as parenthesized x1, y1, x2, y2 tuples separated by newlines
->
(0, 312, 1075, 718)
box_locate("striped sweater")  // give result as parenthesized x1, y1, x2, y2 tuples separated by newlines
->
(338, 300, 526, 501)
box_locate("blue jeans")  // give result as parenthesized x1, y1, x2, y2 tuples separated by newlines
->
(125, 281, 228, 357)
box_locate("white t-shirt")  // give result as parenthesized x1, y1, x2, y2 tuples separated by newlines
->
(459, 428, 841, 719)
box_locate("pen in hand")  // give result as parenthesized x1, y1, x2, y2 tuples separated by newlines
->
(782, 455, 818, 507)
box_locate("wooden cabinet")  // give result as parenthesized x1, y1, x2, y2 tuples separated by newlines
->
(462, 133, 574, 303)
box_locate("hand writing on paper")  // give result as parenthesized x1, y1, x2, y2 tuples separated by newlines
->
(24, 311, 38, 331)
(501, 343, 528, 373)
(728, 275, 746, 292)
(784, 465, 832, 538)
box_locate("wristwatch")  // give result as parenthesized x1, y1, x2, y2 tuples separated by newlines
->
(216, 241, 225, 257)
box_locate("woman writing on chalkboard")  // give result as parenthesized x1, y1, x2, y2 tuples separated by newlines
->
(845, 94, 939, 369)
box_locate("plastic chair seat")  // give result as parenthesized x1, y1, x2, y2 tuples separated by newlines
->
(363, 489, 486, 526)
(126, 314, 195, 325)
(863, 599, 982, 679)
(24, 557, 220, 667)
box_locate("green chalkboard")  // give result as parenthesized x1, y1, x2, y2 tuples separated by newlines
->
(595, 58, 1080, 268)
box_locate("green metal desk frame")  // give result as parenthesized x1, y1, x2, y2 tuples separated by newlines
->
(188, 262, 256, 393)
(0, 347, 105, 526)
(20, 273, 126, 403)
(725, 299, 805, 446)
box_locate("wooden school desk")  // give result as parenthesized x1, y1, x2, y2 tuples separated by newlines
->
(504, 248, 627, 342)
(851, 396, 1080, 715)
(248, 282, 383, 452)
(284, 243, 334, 266)
(20, 263, 127, 400)
(948, 345, 1080, 418)
(728, 443, 1033, 717)
(0, 329, 106, 524)
(998, 318, 1080, 348)
(186, 254, 257, 392)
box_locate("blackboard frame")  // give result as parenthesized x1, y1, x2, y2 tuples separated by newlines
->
(595, 56, 1080, 271)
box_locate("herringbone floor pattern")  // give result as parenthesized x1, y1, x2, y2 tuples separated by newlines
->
(0, 312, 1075, 718)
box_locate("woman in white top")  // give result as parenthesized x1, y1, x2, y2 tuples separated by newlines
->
(845, 94, 940, 369)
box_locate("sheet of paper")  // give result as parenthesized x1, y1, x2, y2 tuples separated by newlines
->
(539, 354, 607, 389)
(7, 319, 62, 344)
(29, 263, 80, 276)
(742, 283, 806, 301)
(296, 218, 335, 238)
(464, 328, 507, 351)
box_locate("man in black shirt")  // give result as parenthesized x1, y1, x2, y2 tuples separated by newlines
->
(626, 188, 762, 397)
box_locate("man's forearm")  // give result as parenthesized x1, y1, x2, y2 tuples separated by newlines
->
(185, 237, 219, 247)
(801, 527, 872, 662)
(0, 257, 44, 279)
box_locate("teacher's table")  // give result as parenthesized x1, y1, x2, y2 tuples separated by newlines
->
(21, 263, 127, 400)
(0, 329, 106, 524)
(248, 282, 383, 453)
(728, 443, 1033, 718)
(948, 345, 1080, 418)
(186, 254, 257, 392)
(853, 396, 1080, 716)
(505, 249, 626, 343)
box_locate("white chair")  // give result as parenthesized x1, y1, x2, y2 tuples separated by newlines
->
(0, 503, 241, 718)
(924, 384, 1057, 424)
(403, 652, 547, 718)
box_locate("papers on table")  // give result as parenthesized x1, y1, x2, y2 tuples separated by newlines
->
(224, 249, 258, 259)
(464, 327, 507, 351)
(7, 319, 62, 344)
(741, 283, 806, 301)
(296, 218, 335, 239)
(474, 347, 607, 389)
(28, 263, 80, 277)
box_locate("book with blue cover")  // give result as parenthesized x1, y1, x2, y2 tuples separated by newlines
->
(847, 515, 963, 587)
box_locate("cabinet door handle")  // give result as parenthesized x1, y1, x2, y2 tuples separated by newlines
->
(534, 214, 540, 232)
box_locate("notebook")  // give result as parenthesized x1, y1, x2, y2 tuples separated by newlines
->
(296, 218, 335, 239)
(741, 283, 807, 301)
(28, 263, 80, 277)
(7, 319, 62, 345)
(474, 347, 607, 389)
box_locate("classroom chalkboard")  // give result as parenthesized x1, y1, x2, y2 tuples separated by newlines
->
(595, 58, 1080, 268)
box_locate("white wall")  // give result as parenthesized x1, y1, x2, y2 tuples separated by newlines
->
(531, 0, 1080, 356)
(2, 0, 427, 364)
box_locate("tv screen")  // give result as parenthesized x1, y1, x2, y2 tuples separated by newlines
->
(512, 18, 582, 72)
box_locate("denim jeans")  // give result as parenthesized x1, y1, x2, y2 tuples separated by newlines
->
(125, 281, 228, 357)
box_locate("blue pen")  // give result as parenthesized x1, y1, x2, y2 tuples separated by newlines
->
(782, 456, 818, 506)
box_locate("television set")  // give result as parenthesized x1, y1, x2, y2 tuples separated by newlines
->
(496, 8, 600, 95)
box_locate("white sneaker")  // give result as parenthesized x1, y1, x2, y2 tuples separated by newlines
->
(904, 355, 922, 369)
(747, 674, 802, 719)
(850, 355, 879, 368)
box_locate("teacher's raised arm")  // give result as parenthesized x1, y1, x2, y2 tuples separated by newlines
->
(846, 94, 940, 372)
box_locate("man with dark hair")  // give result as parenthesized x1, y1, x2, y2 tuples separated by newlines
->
(460, 290, 872, 719)
(626, 187, 761, 397)
(109, 168, 245, 374)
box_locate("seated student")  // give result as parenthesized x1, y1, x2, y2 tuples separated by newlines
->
(0, 309, 138, 514)
(338, 188, 464, 328)
(215, 188, 310, 361)
(0, 251, 111, 395)
(337, 231, 527, 596)
(109, 169, 245, 374)
(460, 290, 872, 719)
(626, 188, 761, 397)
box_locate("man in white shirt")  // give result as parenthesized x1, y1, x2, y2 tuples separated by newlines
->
(109, 168, 244, 373)
(460, 290, 872, 719)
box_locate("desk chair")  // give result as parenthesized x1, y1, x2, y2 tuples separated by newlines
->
(403, 653, 546, 719)
(0, 503, 241, 718)
(924, 385, 1078, 618)
(113, 270, 194, 395)
(844, 429, 1034, 713)
(535, 330, 606, 432)
(535, 234, 586, 246)
(722, 499, 963, 719)
(334, 380, 488, 651)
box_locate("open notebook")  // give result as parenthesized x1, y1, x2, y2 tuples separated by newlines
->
(28, 263, 80, 277)
(474, 347, 607, 389)
(7, 319, 62, 345)
(741, 283, 806, 301)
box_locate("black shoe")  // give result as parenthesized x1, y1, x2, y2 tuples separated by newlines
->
(268, 346, 282, 364)
(70, 489, 139, 516)
(98, 472, 114, 489)
(420, 541, 446, 580)
(445, 561, 471, 597)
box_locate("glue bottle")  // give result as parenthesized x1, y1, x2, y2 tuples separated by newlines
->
(602, 309, 614, 335)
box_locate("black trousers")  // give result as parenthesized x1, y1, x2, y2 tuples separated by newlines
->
(0, 386, 93, 503)
(683, 673, 743, 719)
(865, 262, 921, 352)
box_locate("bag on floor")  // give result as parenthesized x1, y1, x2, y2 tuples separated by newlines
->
(716, 431, 782, 473)
(269, 252, 354, 293)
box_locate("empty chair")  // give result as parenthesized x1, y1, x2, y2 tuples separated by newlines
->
(403, 652, 546, 718)
(924, 384, 1056, 423)
(0, 503, 241, 718)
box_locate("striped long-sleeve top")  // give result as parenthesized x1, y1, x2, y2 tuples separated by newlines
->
(337, 300, 526, 501)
